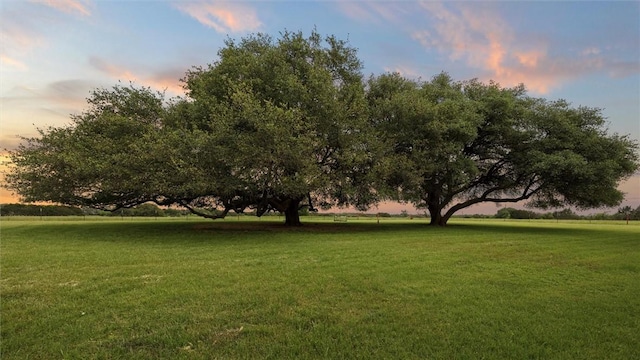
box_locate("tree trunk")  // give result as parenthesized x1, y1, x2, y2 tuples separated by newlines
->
(428, 204, 447, 226)
(438, 213, 452, 226)
(284, 198, 302, 226)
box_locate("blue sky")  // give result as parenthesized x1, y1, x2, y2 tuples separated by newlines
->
(1, 0, 639, 212)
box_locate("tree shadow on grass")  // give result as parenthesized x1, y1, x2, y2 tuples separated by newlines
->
(10, 219, 637, 247)
(190, 221, 416, 233)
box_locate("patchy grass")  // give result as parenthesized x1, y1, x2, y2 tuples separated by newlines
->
(1, 218, 639, 359)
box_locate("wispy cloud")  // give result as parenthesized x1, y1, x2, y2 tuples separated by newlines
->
(1, 0, 92, 72)
(337, 1, 407, 24)
(336, 2, 377, 23)
(383, 65, 423, 80)
(337, 1, 563, 92)
(413, 2, 634, 94)
(44, 79, 97, 108)
(581, 47, 601, 56)
(90, 57, 185, 95)
(30, 0, 92, 16)
(414, 2, 562, 93)
(2, 81, 96, 123)
(0, 7, 43, 71)
(606, 61, 640, 79)
(90, 57, 136, 82)
(336, 2, 637, 94)
(1, 20, 42, 51)
(1, 55, 28, 71)
(174, 1, 261, 33)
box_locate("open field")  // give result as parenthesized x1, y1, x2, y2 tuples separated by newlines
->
(1, 218, 639, 359)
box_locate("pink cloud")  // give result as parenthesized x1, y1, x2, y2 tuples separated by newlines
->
(174, 1, 261, 33)
(44, 80, 98, 109)
(516, 50, 544, 68)
(90, 57, 185, 95)
(0, 12, 43, 66)
(1, 24, 42, 51)
(339, 2, 629, 95)
(383, 65, 423, 80)
(2, 1, 91, 71)
(30, 0, 92, 16)
(338, 2, 563, 93)
(337, 1, 410, 24)
(90, 57, 136, 82)
(336, 2, 377, 23)
(1, 55, 28, 71)
(414, 3, 617, 94)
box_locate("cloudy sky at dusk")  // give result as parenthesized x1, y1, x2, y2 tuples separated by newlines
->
(1, 0, 638, 213)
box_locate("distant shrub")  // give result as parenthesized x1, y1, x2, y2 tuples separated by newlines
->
(495, 207, 540, 219)
(0, 204, 83, 216)
(110, 203, 165, 217)
(552, 208, 580, 220)
(163, 208, 185, 217)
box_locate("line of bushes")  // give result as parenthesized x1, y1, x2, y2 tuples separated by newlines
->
(0, 204, 84, 216)
(495, 206, 640, 220)
(2, 203, 639, 220)
(0, 203, 185, 217)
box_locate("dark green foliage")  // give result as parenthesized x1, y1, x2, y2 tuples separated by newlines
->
(3, 31, 638, 226)
(0, 203, 186, 218)
(3, 84, 169, 210)
(110, 203, 165, 217)
(368, 72, 639, 225)
(163, 208, 186, 217)
(551, 208, 580, 220)
(496, 207, 545, 219)
(4, 31, 374, 226)
(179, 30, 374, 225)
(617, 206, 640, 220)
(495, 206, 640, 220)
(495, 207, 563, 220)
(0, 204, 83, 216)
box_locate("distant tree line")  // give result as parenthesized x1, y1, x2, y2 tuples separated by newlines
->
(0, 204, 83, 216)
(0, 203, 184, 217)
(495, 206, 640, 220)
(109, 203, 184, 217)
(3, 202, 639, 221)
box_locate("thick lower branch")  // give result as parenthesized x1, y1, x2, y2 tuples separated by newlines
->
(442, 183, 542, 221)
(180, 201, 230, 220)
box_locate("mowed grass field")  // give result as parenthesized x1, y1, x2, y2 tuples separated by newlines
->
(1, 217, 639, 359)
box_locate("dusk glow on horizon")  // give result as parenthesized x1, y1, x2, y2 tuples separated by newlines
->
(1, 0, 638, 213)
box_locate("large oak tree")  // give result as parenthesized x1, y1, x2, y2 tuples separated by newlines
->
(174, 31, 375, 225)
(367, 72, 639, 225)
(4, 31, 375, 226)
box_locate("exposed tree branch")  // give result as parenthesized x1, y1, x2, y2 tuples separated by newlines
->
(442, 177, 542, 221)
(179, 200, 230, 220)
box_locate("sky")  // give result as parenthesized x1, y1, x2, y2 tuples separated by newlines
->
(1, 0, 639, 214)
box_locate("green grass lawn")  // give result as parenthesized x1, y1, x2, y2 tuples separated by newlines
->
(1, 218, 639, 359)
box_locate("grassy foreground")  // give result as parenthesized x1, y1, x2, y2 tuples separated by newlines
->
(1, 218, 639, 359)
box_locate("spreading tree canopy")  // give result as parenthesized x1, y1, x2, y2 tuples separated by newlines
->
(4, 31, 375, 226)
(4, 85, 170, 209)
(4, 32, 638, 226)
(367, 72, 639, 225)
(172, 31, 375, 225)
